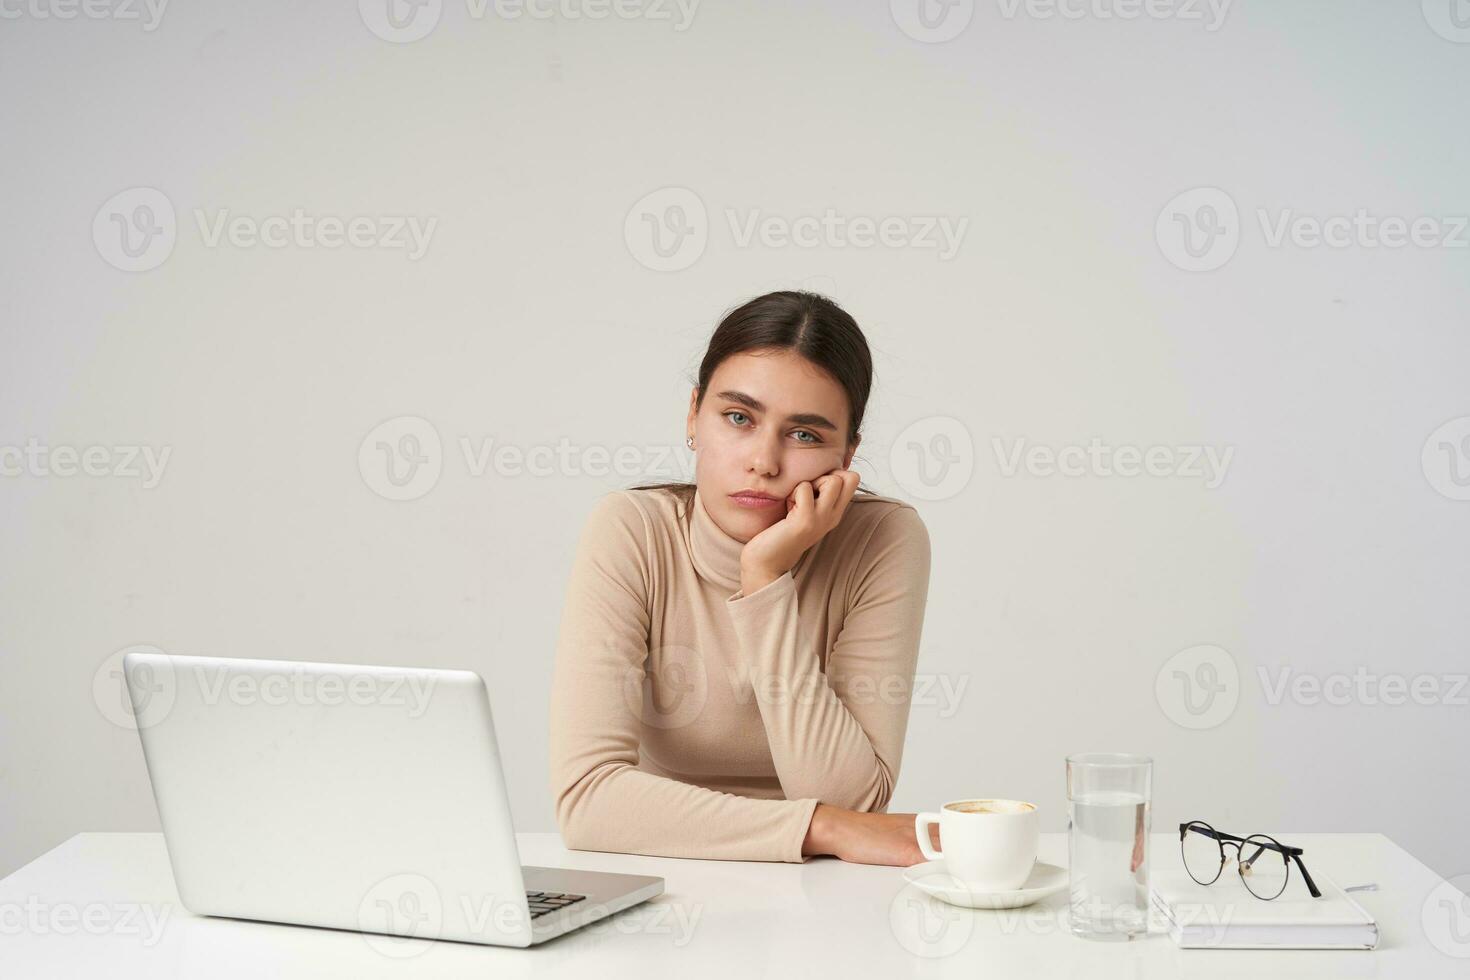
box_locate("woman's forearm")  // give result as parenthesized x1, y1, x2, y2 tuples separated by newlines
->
(802, 803, 847, 857)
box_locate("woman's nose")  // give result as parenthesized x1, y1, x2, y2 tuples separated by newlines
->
(747, 437, 782, 476)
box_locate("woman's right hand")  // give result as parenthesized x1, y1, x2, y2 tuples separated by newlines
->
(804, 803, 939, 867)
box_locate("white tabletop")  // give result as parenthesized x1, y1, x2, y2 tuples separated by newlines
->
(0, 831, 1464, 978)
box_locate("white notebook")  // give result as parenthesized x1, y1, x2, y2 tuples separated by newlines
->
(1149, 869, 1378, 949)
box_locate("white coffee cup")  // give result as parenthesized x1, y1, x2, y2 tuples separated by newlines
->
(915, 798, 1039, 891)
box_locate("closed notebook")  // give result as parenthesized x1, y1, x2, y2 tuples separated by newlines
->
(1149, 869, 1378, 949)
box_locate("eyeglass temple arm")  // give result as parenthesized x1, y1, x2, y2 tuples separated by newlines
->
(1291, 852, 1323, 898)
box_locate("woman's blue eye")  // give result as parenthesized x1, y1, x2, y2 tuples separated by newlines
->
(725, 411, 820, 444)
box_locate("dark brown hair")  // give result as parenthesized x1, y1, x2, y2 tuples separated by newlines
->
(631, 289, 878, 505)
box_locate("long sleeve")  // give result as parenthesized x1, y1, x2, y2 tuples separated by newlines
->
(724, 505, 932, 812)
(548, 491, 822, 863)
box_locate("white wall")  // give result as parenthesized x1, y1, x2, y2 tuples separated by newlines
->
(2, 0, 1467, 886)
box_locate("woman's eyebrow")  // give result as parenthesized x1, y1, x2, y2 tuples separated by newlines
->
(715, 390, 838, 431)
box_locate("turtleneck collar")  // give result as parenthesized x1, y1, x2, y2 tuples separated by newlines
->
(688, 484, 816, 593)
(689, 485, 746, 592)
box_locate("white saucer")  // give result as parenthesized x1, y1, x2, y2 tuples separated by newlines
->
(901, 860, 1068, 909)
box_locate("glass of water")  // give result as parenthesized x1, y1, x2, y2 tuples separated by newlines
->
(1066, 752, 1152, 941)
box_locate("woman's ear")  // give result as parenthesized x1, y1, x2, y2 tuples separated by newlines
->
(686, 387, 700, 440)
(842, 434, 860, 470)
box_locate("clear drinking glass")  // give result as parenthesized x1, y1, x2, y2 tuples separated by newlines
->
(1066, 752, 1152, 941)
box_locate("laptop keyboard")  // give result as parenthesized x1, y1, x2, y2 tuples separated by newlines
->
(527, 891, 588, 919)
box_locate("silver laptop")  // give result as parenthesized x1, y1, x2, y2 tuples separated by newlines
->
(123, 651, 663, 948)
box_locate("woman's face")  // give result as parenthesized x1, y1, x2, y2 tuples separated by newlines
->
(687, 348, 858, 543)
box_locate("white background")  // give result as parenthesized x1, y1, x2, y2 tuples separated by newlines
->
(2, 0, 1467, 885)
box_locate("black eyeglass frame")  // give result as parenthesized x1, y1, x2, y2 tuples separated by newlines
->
(1178, 820, 1322, 900)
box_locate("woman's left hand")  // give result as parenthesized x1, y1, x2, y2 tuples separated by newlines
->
(738, 469, 861, 596)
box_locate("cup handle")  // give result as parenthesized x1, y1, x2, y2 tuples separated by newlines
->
(915, 812, 942, 861)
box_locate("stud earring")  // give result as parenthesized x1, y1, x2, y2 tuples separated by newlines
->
(686, 436, 695, 449)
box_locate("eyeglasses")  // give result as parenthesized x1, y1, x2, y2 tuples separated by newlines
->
(1178, 820, 1322, 900)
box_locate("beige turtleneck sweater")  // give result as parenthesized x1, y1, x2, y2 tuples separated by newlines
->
(547, 484, 931, 863)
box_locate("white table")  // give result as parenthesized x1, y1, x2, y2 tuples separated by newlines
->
(1, 831, 1464, 978)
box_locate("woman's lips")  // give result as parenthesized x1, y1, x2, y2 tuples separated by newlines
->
(729, 492, 783, 509)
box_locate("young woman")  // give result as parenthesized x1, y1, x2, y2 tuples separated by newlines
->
(548, 290, 937, 866)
